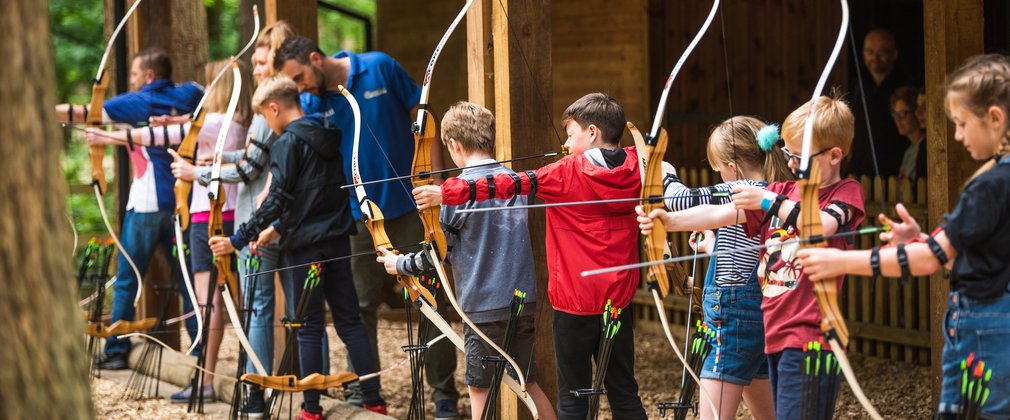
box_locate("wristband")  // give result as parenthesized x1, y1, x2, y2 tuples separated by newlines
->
(760, 192, 776, 212)
(869, 246, 881, 278)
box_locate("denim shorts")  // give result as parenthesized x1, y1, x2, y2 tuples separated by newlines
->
(188, 221, 234, 272)
(699, 275, 769, 386)
(938, 291, 1010, 418)
(463, 316, 536, 388)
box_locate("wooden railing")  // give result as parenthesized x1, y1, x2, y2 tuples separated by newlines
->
(632, 169, 932, 365)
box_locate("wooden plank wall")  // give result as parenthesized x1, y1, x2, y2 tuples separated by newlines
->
(375, 0, 469, 127)
(552, 0, 650, 145)
(651, 0, 850, 167)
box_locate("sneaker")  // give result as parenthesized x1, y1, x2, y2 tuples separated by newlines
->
(343, 382, 363, 407)
(95, 352, 129, 370)
(434, 399, 459, 420)
(238, 392, 266, 419)
(298, 406, 323, 420)
(363, 403, 388, 415)
(170, 384, 215, 403)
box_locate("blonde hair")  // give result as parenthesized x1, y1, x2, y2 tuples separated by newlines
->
(781, 96, 855, 155)
(944, 54, 1010, 184)
(252, 75, 300, 111)
(441, 102, 496, 155)
(255, 21, 296, 78)
(203, 59, 253, 129)
(706, 116, 794, 183)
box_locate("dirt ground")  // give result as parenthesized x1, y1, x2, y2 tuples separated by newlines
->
(93, 318, 932, 419)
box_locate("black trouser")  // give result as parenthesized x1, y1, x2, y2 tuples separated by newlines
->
(553, 308, 646, 420)
(284, 238, 383, 408)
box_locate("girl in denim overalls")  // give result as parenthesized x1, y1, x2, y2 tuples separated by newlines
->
(643, 116, 792, 419)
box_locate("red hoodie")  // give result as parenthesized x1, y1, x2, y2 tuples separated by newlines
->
(441, 146, 641, 315)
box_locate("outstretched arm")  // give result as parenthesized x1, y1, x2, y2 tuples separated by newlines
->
(637, 203, 742, 235)
(796, 230, 955, 280)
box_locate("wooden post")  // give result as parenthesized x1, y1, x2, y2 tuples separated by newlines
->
(475, 0, 556, 418)
(922, 0, 983, 407)
(1, 1, 95, 416)
(264, 0, 317, 42)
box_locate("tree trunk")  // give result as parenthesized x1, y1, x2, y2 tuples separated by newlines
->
(0, 0, 94, 419)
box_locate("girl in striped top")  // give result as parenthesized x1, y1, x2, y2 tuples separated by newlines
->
(642, 116, 792, 419)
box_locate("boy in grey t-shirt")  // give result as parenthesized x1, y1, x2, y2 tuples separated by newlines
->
(377, 102, 555, 419)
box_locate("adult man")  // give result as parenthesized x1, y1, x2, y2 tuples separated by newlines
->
(273, 37, 460, 417)
(848, 28, 909, 178)
(56, 47, 203, 369)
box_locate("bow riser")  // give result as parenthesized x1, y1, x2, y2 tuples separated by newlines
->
(85, 318, 159, 339)
(360, 198, 439, 307)
(88, 71, 110, 194)
(241, 372, 359, 392)
(411, 111, 448, 258)
(630, 124, 688, 297)
(173, 110, 206, 231)
(798, 160, 850, 347)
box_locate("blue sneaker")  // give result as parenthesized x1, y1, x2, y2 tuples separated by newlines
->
(170, 384, 215, 403)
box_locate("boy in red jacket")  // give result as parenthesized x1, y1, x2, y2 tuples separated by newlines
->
(414, 93, 647, 419)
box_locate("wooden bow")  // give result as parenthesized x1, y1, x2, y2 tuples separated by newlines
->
(207, 59, 268, 377)
(632, 1, 721, 418)
(85, 0, 150, 335)
(409, 2, 541, 417)
(241, 372, 359, 392)
(797, 1, 880, 418)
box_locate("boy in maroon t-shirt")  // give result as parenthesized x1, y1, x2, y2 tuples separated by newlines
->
(415, 93, 648, 419)
(637, 96, 864, 418)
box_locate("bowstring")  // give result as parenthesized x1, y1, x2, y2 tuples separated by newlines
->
(718, 5, 735, 413)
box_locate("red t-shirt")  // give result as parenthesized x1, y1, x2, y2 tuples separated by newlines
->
(441, 147, 641, 315)
(743, 179, 865, 354)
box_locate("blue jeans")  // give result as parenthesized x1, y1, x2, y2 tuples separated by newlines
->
(699, 250, 768, 385)
(938, 291, 1010, 418)
(105, 209, 197, 355)
(768, 348, 841, 419)
(238, 245, 280, 375)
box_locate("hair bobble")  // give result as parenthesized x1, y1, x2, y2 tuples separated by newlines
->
(756, 124, 781, 152)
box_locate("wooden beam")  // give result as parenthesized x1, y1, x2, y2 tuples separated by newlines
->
(922, 0, 983, 407)
(127, 0, 209, 84)
(264, 0, 317, 42)
(492, 0, 513, 164)
(467, 0, 495, 112)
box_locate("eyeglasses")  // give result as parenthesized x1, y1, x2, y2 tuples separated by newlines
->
(781, 147, 829, 164)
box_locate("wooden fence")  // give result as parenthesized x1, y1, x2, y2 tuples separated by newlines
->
(632, 168, 932, 365)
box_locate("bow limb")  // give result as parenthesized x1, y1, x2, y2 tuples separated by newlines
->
(797, 1, 880, 418)
(88, 0, 146, 310)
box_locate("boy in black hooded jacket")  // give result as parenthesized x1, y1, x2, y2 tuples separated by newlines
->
(209, 75, 386, 416)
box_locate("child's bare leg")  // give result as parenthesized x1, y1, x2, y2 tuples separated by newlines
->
(742, 379, 775, 420)
(700, 378, 744, 420)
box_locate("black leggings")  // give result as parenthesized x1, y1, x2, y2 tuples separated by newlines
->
(284, 238, 383, 408)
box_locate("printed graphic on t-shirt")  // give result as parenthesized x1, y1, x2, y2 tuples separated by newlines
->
(757, 215, 802, 297)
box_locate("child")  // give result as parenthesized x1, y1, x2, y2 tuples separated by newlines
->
(639, 96, 864, 418)
(207, 75, 386, 418)
(645, 116, 791, 419)
(422, 93, 648, 419)
(796, 54, 1010, 419)
(376, 101, 555, 420)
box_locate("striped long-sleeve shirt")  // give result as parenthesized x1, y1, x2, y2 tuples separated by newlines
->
(664, 174, 765, 287)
